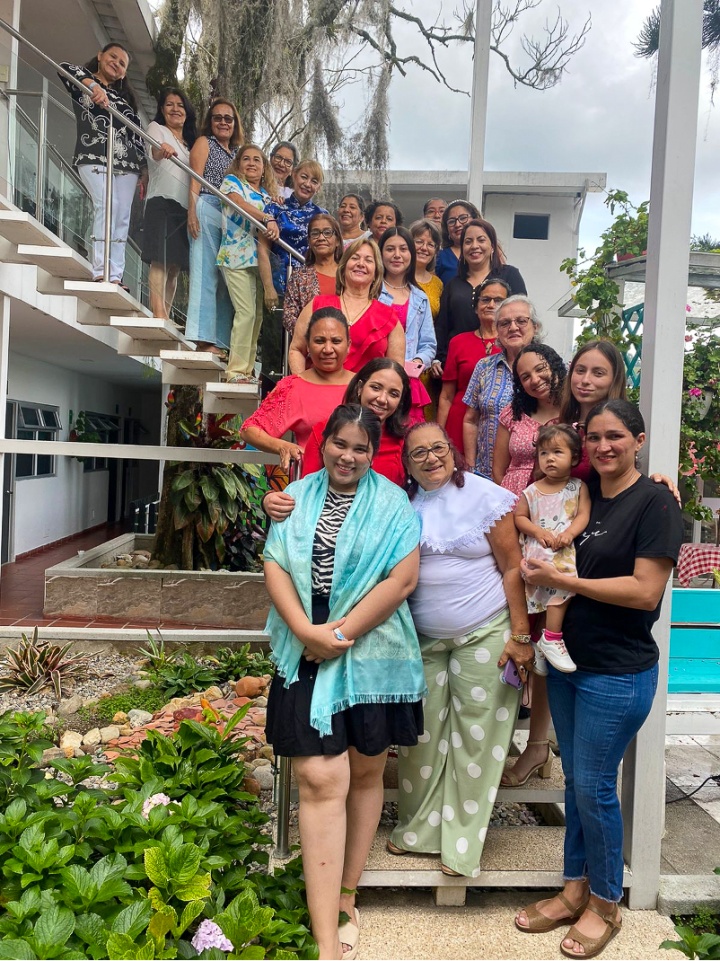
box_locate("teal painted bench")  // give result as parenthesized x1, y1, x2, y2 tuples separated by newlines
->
(670, 588, 720, 693)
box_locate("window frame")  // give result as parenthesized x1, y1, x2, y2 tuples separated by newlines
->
(11, 400, 62, 480)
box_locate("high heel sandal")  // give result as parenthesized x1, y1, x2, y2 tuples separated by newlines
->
(500, 739, 553, 787)
(515, 890, 590, 934)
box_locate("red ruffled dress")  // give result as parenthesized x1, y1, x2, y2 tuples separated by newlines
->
(241, 375, 348, 449)
(311, 294, 398, 373)
(302, 420, 406, 487)
(442, 331, 501, 451)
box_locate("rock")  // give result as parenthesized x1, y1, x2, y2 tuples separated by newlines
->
(173, 707, 202, 723)
(133, 549, 152, 559)
(116, 553, 133, 562)
(203, 686, 224, 701)
(253, 765, 274, 791)
(189, 693, 204, 706)
(259, 745, 274, 761)
(133, 679, 153, 691)
(128, 709, 154, 728)
(58, 694, 83, 717)
(40, 747, 65, 766)
(116, 558, 132, 568)
(60, 731, 83, 750)
(254, 695, 268, 708)
(132, 559, 149, 569)
(148, 559, 162, 569)
(253, 757, 271, 768)
(164, 564, 179, 570)
(163, 696, 194, 712)
(119, 724, 133, 736)
(112, 711, 128, 724)
(83, 728, 102, 747)
(100, 725, 121, 743)
(242, 775, 261, 796)
(235, 676, 266, 698)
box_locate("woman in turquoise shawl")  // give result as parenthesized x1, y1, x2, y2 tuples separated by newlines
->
(264, 404, 425, 961)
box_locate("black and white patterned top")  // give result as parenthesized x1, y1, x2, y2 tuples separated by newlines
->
(59, 63, 145, 172)
(311, 489, 355, 596)
(199, 136, 238, 194)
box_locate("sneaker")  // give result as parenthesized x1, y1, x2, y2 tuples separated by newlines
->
(532, 641, 548, 676)
(537, 632, 577, 673)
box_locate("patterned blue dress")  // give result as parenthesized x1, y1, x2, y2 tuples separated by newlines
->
(462, 352, 513, 478)
(264, 194, 328, 294)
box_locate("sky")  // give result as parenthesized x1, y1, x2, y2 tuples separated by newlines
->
(354, 0, 720, 254)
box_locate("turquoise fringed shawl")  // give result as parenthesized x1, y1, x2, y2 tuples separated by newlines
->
(264, 468, 427, 736)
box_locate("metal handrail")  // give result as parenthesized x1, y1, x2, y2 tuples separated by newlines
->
(0, 16, 305, 267)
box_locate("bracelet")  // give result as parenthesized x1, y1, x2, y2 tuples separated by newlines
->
(510, 633, 532, 645)
(88, 81, 98, 91)
(265, 217, 277, 224)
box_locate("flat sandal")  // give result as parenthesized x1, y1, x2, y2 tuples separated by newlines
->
(560, 901, 621, 959)
(515, 891, 590, 934)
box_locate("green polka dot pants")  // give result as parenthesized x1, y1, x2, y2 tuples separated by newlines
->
(391, 609, 520, 877)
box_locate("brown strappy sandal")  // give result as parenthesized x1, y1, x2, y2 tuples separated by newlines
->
(560, 901, 622, 959)
(515, 890, 590, 934)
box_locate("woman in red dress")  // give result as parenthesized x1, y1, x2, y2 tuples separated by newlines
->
(437, 277, 510, 451)
(287, 237, 405, 374)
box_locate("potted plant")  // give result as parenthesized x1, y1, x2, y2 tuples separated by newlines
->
(68, 410, 101, 464)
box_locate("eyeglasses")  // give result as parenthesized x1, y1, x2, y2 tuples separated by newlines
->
(211, 114, 234, 124)
(408, 441, 450, 463)
(496, 317, 532, 331)
(415, 240, 437, 251)
(447, 213, 471, 228)
(272, 155, 294, 168)
(478, 295, 506, 305)
(309, 228, 335, 240)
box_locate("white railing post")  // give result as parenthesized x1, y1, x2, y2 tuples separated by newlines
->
(102, 118, 114, 283)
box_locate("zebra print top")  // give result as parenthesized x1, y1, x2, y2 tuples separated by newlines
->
(311, 488, 356, 596)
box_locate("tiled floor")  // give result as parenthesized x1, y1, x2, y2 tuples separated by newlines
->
(0, 526, 219, 631)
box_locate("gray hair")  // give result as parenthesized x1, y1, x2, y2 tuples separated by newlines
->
(495, 294, 542, 335)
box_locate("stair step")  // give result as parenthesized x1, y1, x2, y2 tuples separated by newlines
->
(17, 244, 93, 282)
(0, 194, 17, 211)
(110, 318, 193, 356)
(63, 281, 151, 315)
(160, 350, 226, 385)
(0, 210, 65, 247)
(203, 381, 260, 416)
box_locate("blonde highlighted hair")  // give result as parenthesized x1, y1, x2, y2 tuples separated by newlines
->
(336, 237, 384, 300)
(226, 143, 279, 196)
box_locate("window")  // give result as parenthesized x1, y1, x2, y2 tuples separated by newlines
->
(81, 412, 121, 472)
(13, 402, 61, 479)
(513, 214, 550, 241)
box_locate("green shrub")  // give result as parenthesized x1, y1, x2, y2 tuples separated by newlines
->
(94, 688, 168, 723)
(208, 645, 274, 683)
(0, 708, 316, 960)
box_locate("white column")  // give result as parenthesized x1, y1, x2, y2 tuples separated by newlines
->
(622, 0, 703, 910)
(467, 0, 492, 210)
(0, 293, 11, 577)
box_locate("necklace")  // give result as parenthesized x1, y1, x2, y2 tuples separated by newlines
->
(341, 293, 371, 327)
(385, 280, 408, 290)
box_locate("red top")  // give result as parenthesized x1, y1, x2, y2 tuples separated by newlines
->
(317, 272, 336, 296)
(312, 294, 398, 373)
(442, 331, 501, 451)
(241, 375, 348, 449)
(302, 420, 406, 487)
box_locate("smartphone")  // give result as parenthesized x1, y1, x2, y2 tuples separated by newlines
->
(499, 659, 523, 689)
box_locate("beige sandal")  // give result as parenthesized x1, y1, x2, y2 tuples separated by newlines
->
(502, 740, 553, 787)
(339, 906, 360, 961)
(560, 901, 622, 959)
(515, 891, 590, 933)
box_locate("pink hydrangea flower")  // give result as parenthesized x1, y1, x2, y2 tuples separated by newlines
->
(191, 920, 233, 953)
(141, 792, 173, 818)
(688, 388, 703, 397)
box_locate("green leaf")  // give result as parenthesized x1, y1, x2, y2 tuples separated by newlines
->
(217, 890, 274, 950)
(110, 900, 153, 939)
(74, 912, 108, 950)
(174, 871, 212, 902)
(34, 904, 75, 954)
(175, 900, 205, 938)
(145, 847, 170, 887)
(235, 949, 265, 960)
(148, 905, 176, 941)
(0, 940, 38, 960)
(107, 932, 148, 961)
(168, 843, 202, 885)
(60, 864, 96, 904)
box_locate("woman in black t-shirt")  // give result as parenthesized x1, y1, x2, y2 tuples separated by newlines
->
(515, 400, 682, 959)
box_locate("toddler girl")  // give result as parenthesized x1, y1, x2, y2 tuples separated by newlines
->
(515, 424, 591, 673)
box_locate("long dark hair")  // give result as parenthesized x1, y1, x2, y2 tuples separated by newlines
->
(199, 98, 244, 147)
(559, 340, 628, 425)
(440, 200, 480, 248)
(379, 226, 418, 289)
(402, 422, 467, 499)
(85, 42, 138, 113)
(321, 404, 381, 460)
(458, 218, 505, 280)
(510, 343, 566, 419)
(152, 87, 197, 148)
(344, 358, 411, 439)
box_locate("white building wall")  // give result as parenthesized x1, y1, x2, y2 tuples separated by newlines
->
(482, 192, 579, 360)
(7, 352, 158, 556)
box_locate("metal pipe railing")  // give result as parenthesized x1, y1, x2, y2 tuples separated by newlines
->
(0, 16, 305, 269)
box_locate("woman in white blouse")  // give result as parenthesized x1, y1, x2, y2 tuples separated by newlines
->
(388, 422, 534, 877)
(142, 88, 197, 319)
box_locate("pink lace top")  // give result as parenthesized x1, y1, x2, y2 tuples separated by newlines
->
(241, 375, 348, 448)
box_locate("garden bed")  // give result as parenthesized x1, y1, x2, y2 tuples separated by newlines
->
(44, 533, 270, 629)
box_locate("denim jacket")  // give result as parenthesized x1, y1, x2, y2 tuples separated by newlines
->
(380, 284, 437, 366)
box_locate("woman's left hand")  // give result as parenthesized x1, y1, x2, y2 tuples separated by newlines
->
(159, 143, 177, 160)
(497, 638, 534, 679)
(520, 556, 559, 588)
(264, 221, 279, 242)
(650, 472, 681, 507)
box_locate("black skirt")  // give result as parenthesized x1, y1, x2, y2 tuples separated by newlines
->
(142, 196, 189, 268)
(266, 595, 424, 757)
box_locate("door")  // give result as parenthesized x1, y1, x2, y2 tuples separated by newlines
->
(2, 402, 16, 564)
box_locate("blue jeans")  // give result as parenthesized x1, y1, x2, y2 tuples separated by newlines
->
(547, 663, 658, 902)
(186, 194, 234, 349)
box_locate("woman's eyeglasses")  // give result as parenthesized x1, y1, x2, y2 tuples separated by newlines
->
(447, 213, 471, 228)
(415, 240, 437, 251)
(478, 295, 506, 305)
(211, 114, 234, 124)
(408, 442, 450, 463)
(309, 228, 335, 240)
(272, 156, 294, 168)
(496, 317, 531, 331)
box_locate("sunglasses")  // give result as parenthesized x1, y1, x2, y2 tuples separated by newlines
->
(211, 114, 234, 124)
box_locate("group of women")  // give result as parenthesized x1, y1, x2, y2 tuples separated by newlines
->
(62, 46, 683, 961)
